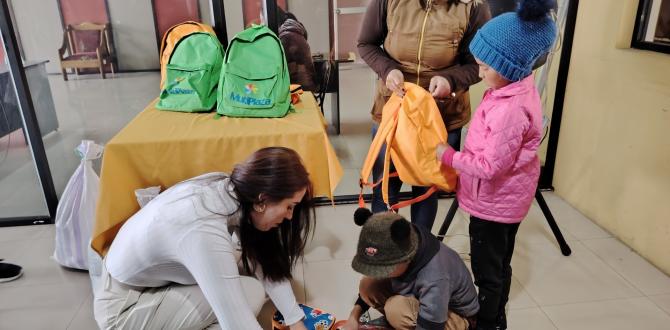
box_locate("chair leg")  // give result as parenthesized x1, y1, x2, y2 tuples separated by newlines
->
(61, 67, 68, 81)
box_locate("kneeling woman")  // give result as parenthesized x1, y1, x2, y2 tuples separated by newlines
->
(94, 147, 313, 330)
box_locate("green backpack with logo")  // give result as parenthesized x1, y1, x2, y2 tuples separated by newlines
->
(157, 27, 224, 112)
(217, 25, 291, 118)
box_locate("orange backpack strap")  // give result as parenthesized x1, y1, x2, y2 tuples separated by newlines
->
(358, 102, 401, 208)
(357, 173, 399, 208)
(390, 186, 438, 210)
(381, 113, 400, 207)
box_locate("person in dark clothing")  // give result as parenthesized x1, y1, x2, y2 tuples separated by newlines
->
(357, 0, 491, 231)
(278, 12, 317, 91)
(340, 209, 479, 330)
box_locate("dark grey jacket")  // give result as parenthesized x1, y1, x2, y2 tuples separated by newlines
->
(391, 225, 479, 330)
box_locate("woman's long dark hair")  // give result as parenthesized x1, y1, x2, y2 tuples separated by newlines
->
(230, 147, 314, 282)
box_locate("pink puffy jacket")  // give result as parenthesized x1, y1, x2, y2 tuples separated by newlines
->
(452, 75, 543, 223)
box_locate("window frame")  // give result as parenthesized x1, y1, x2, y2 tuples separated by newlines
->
(632, 0, 670, 54)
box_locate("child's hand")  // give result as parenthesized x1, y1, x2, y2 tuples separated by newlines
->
(436, 143, 448, 161)
(436, 143, 456, 167)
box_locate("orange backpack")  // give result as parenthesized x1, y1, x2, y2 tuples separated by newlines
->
(159, 21, 217, 89)
(359, 83, 458, 210)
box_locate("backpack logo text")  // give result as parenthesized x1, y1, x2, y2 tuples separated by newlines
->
(229, 92, 271, 106)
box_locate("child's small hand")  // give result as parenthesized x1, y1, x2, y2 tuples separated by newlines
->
(436, 143, 456, 167)
(436, 143, 448, 161)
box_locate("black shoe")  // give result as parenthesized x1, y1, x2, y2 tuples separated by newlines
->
(0, 260, 23, 283)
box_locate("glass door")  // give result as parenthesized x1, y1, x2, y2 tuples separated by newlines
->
(0, 2, 57, 225)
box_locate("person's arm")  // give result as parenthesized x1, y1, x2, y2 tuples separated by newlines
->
(416, 279, 451, 330)
(340, 295, 370, 330)
(445, 105, 530, 180)
(177, 227, 264, 329)
(357, 0, 399, 81)
(259, 273, 305, 327)
(281, 33, 317, 91)
(434, 1, 491, 92)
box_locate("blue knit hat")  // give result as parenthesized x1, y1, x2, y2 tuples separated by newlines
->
(469, 0, 558, 82)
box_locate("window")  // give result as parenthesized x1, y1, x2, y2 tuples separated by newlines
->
(633, 0, 670, 54)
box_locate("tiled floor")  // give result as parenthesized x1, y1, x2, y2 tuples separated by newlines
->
(2, 193, 670, 329)
(2, 69, 670, 329)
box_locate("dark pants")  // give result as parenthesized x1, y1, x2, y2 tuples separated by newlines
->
(371, 125, 462, 231)
(469, 216, 520, 330)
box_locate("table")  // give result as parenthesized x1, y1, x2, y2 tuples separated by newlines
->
(91, 93, 343, 256)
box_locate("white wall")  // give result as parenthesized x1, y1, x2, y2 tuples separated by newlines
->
(225, 0, 245, 43)
(10, 0, 63, 73)
(287, 0, 330, 54)
(200, 0, 213, 26)
(107, 0, 160, 71)
(554, 0, 670, 275)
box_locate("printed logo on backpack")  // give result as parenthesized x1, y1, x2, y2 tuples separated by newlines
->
(165, 76, 195, 95)
(228, 83, 272, 106)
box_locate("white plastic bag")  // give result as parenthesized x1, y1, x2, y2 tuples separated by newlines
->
(53, 140, 103, 270)
(88, 241, 103, 298)
(135, 186, 162, 208)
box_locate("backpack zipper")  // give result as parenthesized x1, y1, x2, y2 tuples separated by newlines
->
(416, 0, 433, 85)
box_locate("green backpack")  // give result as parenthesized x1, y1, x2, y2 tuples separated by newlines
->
(217, 25, 291, 118)
(157, 30, 224, 112)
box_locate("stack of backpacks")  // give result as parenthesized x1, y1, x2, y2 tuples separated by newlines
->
(157, 21, 292, 118)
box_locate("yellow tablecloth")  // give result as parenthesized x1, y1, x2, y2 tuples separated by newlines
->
(92, 93, 342, 256)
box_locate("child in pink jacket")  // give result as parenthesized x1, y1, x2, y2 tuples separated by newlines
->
(436, 0, 557, 329)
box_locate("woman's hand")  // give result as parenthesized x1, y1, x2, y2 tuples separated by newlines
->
(429, 76, 452, 98)
(385, 69, 405, 97)
(289, 320, 308, 330)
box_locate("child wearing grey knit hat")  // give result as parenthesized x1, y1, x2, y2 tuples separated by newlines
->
(435, 1, 558, 329)
(339, 208, 479, 330)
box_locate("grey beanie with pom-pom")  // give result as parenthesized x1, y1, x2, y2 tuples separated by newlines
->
(351, 209, 418, 278)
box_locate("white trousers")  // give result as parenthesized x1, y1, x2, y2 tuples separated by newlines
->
(93, 262, 266, 330)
